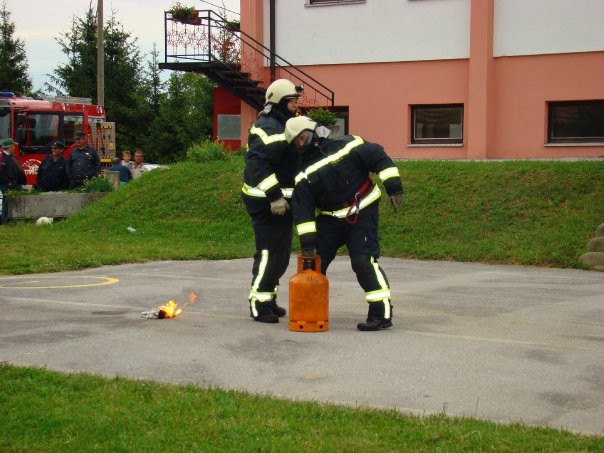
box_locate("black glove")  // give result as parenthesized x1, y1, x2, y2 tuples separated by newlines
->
(389, 193, 403, 212)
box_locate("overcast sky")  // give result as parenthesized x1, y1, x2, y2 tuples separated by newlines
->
(7, 0, 240, 93)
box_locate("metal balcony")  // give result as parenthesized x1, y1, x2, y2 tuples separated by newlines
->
(160, 9, 335, 111)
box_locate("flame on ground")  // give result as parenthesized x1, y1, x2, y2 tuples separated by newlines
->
(158, 292, 197, 319)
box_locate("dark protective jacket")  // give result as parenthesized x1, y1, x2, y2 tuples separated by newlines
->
(68, 145, 101, 182)
(37, 156, 69, 191)
(242, 110, 298, 202)
(0, 150, 23, 188)
(108, 163, 132, 183)
(292, 135, 404, 250)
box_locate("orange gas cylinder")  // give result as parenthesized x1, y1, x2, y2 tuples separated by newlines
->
(289, 255, 329, 332)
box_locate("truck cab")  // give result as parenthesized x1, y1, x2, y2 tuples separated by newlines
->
(0, 91, 113, 186)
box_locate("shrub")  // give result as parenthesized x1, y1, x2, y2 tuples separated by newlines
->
(81, 176, 113, 193)
(237, 144, 248, 156)
(307, 108, 337, 127)
(186, 139, 228, 163)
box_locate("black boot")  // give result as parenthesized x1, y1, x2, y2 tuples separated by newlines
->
(268, 299, 286, 317)
(250, 300, 279, 323)
(357, 301, 393, 331)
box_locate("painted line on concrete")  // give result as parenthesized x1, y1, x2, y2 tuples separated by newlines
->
(0, 276, 119, 289)
(110, 271, 246, 280)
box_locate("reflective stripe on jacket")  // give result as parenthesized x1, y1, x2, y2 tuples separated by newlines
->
(292, 135, 403, 249)
(243, 112, 297, 202)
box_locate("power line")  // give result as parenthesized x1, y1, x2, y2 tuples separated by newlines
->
(199, 0, 240, 16)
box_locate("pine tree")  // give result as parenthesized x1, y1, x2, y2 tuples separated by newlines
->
(46, 5, 143, 149)
(142, 44, 164, 116)
(145, 72, 214, 163)
(0, 2, 32, 94)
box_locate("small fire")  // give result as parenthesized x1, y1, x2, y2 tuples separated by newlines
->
(158, 292, 197, 319)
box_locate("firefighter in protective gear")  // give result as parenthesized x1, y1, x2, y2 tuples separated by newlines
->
(242, 79, 303, 323)
(285, 116, 404, 331)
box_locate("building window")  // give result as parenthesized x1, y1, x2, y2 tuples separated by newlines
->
(329, 107, 349, 138)
(306, 0, 366, 7)
(411, 104, 463, 144)
(217, 114, 241, 140)
(548, 100, 604, 143)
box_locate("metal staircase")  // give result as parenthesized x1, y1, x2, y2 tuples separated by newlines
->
(160, 10, 334, 111)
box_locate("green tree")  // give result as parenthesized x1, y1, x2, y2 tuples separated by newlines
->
(47, 4, 143, 149)
(142, 44, 163, 117)
(130, 44, 164, 157)
(0, 2, 32, 94)
(145, 72, 213, 163)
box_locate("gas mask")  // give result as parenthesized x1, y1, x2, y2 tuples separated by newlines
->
(293, 131, 318, 155)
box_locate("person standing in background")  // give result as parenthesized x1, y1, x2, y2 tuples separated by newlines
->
(121, 150, 133, 171)
(0, 138, 24, 224)
(108, 157, 132, 186)
(36, 141, 70, 192)
(68, 131, 100, 188)
(130, 150, 147, 179)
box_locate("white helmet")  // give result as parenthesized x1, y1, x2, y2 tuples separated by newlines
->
(265, 79, 303, 104)
(285, 116, 317, 143)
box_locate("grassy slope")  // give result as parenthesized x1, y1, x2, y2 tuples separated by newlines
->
(382, 160, 604, 265)
(1, 158, 602, 275)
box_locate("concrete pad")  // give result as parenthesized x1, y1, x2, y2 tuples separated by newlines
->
(1, 257, 603, 435)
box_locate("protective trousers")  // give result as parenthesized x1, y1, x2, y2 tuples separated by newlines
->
(243, 194, 292, 313)
(316, 202, 392, 319)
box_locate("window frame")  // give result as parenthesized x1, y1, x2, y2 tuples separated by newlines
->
(63, 113, 84, 146)
(410, 104, 464, 145)
(17, 112, 61, 154)
(547, 100, 604, 144)
(217, 114, 241, 140)
(305, 0, 366, 7)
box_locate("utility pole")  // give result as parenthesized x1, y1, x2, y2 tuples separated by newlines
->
(97, 0, 104, 106)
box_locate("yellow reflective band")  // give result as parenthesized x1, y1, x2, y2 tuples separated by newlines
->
(371, 256, 390, 292)
(365, 290, 391, 301)
(251, 250, 269, 294)
(258, 173, 278, 192)
(249, 291, 275, 302)
(295, 171, 306, 185)
(369, 256, 391, 317)
(384, 299, 391, 318)
(242, 183, 266, 197)
(379, 167, 400, 181)
(296, 221, 317, 236)
(242, 184, 294, 199)
(250, 126, 286, 144)
(318, 185, 382, 218)
(295, 136, 364, 185)
(249, 250, 275, 315)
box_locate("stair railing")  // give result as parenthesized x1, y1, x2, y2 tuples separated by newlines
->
(164, 9, 335, 109)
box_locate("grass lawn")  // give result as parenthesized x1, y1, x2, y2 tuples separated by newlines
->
(1, 158, 602, 275)
(1, 365, 602, 452)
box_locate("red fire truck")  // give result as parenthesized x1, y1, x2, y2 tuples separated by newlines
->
(0, 91, 115, 186)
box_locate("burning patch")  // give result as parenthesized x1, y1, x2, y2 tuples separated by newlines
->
(141, 292, 197, 319)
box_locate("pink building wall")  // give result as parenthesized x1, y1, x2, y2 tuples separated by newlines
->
(295, 60, 469, 159)
(238, 0, 604, 160)
(492, 52, 604, 159)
